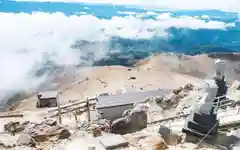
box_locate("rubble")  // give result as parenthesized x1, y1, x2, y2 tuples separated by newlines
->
(97, 134, 129, 149)
(230, 80, 240, 90)
(138, 134, 168, 150)
(43, 118, 57, 126)
(17, 134, 36, 147)
(4, 121, 25, 135)
(94, 119, 111, 132)
(77, 121, 91, 131)
(21, 119, 71, 142)
(92, 127, 102, 137)
(0, 142, 16, 149)
(161, 93, 181, 109)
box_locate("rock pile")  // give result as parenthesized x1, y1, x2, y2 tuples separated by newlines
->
(2, 118, 71, 148)
(4, 121, 26, 135)
(24, 118, 71, 142)
(157, 83, 195, 109)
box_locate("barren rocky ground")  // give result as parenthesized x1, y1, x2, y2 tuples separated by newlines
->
(1, 53, 240, 150)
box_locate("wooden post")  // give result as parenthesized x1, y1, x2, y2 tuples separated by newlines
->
(73, 112, 78, 124)
(57, 93, 62, 124)
(86, 98, 91, 122)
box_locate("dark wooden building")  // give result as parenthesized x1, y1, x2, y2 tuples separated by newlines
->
(36, 91, 58, 108)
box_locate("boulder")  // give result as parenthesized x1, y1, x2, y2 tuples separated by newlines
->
(158, 125, 182, 145)
(92, 127, 102, 137)
(154, 96, 164, 104)
(158, 125, 171, 143)
(4, 121, 25, 135)
(183, 83, 194, 91)
(161, 93, 180, 109)
(129, 107, 148, 129)
(178, 90, 189, 99)
(173, 87, 183, 95)
(43, 118, 57, 126)
(111, 105, 148, 134)
(58, 129, 71, 139)
(17, 134, 36, 147)
(111, 117, 129, 134)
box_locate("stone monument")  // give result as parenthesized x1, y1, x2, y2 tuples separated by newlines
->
(182, 103, 219, 141)
(213, 59, 228, 102)
(182, 59, 227, 142)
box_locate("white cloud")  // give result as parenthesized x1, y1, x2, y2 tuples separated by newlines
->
(117, 11, 138, 15)
(14, 0, 240, 12)
(0, 12, 234, 102)
(201, 15, 210, 19)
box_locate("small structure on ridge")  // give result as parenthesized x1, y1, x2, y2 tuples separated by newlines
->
(36, 91, 58, 108)
(95, 89, 169, 121)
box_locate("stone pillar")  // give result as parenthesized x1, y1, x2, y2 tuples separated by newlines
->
(214, 59, 226, 79)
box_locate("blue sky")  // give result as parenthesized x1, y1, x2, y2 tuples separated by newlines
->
(13, 0, 240, 12)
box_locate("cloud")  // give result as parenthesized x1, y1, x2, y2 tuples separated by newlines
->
(201, 15, 210, 19)
(0, 12, 235, 103)
(14, 0, 240, 12)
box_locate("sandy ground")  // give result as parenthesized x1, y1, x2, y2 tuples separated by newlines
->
(15, 54, 211, 111)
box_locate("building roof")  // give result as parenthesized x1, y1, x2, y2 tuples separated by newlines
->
(38, 91, 58, 99)
(96, 89, 171, 109)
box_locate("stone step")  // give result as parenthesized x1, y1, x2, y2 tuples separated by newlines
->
(193, 112, 217, 126)
(187, 121, 218, 135)
(182, 127, 215, 141)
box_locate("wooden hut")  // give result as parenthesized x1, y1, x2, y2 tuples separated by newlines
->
(36, 91, 58, 108)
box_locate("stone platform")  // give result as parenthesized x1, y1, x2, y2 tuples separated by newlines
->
(182, 103, 219, 141)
